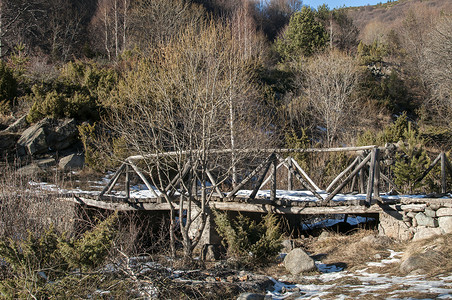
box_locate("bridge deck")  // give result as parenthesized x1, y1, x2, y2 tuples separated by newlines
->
(67, 190, 452, 215)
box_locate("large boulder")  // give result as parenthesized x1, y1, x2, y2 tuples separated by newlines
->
(17, 118, 80, 156)
(17, 118, 50, 155)
(283, 248, 316, 275)
(46, 118, 78, 151)
(58, 153, 84, 171)
(400, 251, 442, 274)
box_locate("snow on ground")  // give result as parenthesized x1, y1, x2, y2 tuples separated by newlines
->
(234, 189, 447, 203)
(267, 250, 452, 299)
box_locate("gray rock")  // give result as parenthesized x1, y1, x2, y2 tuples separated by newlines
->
(424, 207, 436, 218)
(17, 123, 48, 155)
(400, 251, 441, 274)
(437, 208, 452, 217)
(46, 118, 78, 151)
(413, 227, 442, 241)
(281, 239, 295, 253)
(17, 163, 46, 178)
(236, 293, 268, 300)
(415, 212, 438, 227)
(318, 231, 330, 241)
(284, 248, 315, 275)
(438, 216, 452, 234)
(36, 158, 57, 168)
(58, 154, 84, 170)
(4, 115, 28, 133)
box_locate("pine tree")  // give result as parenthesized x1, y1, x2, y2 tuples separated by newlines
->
(393, 122, 430, 193)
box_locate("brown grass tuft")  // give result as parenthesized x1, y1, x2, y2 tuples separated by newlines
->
(307, 229, 400, 270)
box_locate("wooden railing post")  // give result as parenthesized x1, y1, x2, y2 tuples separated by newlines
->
(125, 164, 130, 199)
(287, 157, 293, 191)
(270, 156, 277, 201)
(441, 152, 447, 194)
(366, 148, 380, 205)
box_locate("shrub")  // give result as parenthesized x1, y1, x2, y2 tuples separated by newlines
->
(0, 61, 18, 112)
(213, 211, 283, 265)
(0, 213, 118, 297)
(393, 123, 430, 193)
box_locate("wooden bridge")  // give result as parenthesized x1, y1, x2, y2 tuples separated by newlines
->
(72, 145, 452, 216)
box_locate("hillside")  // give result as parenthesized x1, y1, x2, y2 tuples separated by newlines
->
(347, 0, 452, 41)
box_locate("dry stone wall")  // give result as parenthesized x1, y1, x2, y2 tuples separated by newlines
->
(379, 199, 452, 241)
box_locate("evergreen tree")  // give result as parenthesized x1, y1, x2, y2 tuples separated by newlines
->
(275, 6, 328, 61)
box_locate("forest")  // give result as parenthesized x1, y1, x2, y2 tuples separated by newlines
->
(0, 0, 452, 298)
(1, 0, 451, 161)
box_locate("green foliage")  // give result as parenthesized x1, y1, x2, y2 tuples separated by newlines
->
(26, 61, 118, 123)
(0, 226, 66, 298)
(0, 214, 118, 298)
(393, 123, 430, 193)
(357, 40, 387, 65)
(0, 61, 18, 112)
(58, 213, 118, 271)
(78, 122, 126, 171)
(357, 112, 410, 146)
(275, 6, 328, 61)
(9, 43, 29, 76)
(213, 211, 283, 265)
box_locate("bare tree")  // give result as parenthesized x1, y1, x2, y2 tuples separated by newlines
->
(104, 21, 268, 258)
(90, 0, 130, 60)
(127, 0, 205, 50)
(420, 15, 452, 128)
(297, 50, 360, 147)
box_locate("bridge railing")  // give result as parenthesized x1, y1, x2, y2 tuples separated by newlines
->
(97, 146, 452, 206)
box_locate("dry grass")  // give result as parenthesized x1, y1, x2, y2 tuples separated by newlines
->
(399, 233, 452, 276)
(306, 229, 401, 270)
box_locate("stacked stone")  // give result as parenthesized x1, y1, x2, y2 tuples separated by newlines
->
(401, 203, 452, 240)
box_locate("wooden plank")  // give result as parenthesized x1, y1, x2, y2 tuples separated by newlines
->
(325, 152, 372, 202)
(100, 163, 126, 196)
(326, 156, 360, 193)
(69, 195, 382, 214)
(228, 153, 275, 198)
(128, 160, 159, 198)
(290, 157, 321, 192)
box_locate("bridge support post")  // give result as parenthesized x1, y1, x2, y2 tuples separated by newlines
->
(188, 207, 221, 250)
